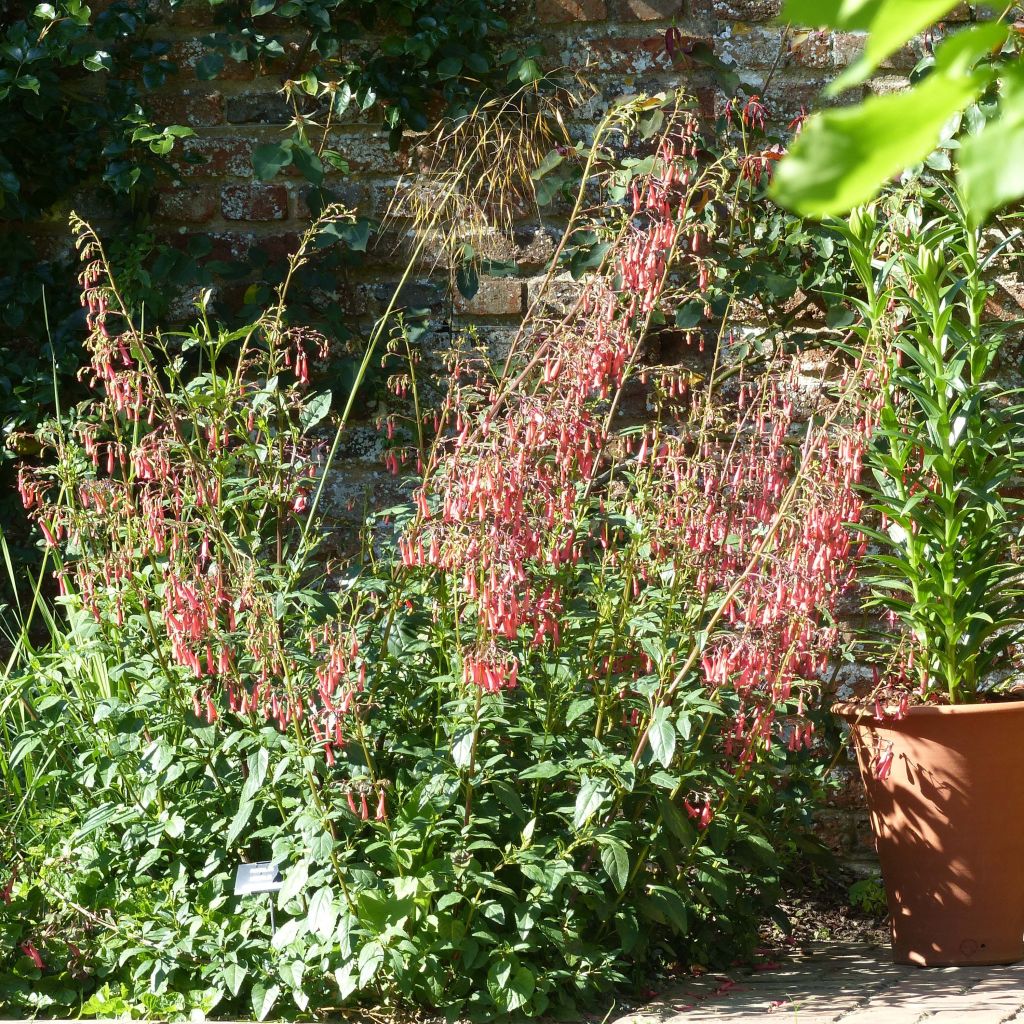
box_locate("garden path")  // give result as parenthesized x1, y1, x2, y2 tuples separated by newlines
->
(612, 943, 1024, 1024)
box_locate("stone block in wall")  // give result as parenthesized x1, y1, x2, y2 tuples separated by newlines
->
(170, 135, 256, 178)
(454, 277, 524, 317)
(355, 280, 448, 317)
(824, 766, 867, 811)
(325, 129, 405, 174)
(221, 183, 290, 221)
(608, 0, 684, 20)
(789, 29, 832, 69)
(225, 91, 292, 125)
(813, 810, 858, 857)
(865, 74, 911, 97)
(166, 0, 215, 27)
(536, 0, 608, 24)
(155, 186, 220, 224)
(150, 88, 225, 128)
(574, 33, 677, 75)
(713, 0, 781, 22)
(717, 23, 788, 71)
(513, 225, 560, 269)
(526, 271, 586, 314)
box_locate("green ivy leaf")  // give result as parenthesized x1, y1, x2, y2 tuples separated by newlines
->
(195, 53, 224, 81)
(252, 141, 293, 181)
(291, 141, 324, 186)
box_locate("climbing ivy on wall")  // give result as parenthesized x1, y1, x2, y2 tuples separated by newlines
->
(0, 0, 532, 575)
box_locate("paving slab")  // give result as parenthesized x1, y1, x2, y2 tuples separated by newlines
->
(611, 943, 1024, 1024)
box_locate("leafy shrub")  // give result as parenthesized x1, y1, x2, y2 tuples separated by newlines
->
(842, 186, 1024, 707)
(2, 94, 883, 1019)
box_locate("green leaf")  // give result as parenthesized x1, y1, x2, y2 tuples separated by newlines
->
(241, 747, 269, 804)
(300, 391, 332, 431)
(315, 218, 371, 251)
(675, 301, 703, 329)
(456, 262, 479, 300)
(648, 706, 676, 769)
(251, 0, 275, 13)
(508, 966, 535, 1011)
(781, 0, 963, 94)
(291, 141, 324, 186)
(278, 858, 308, 906)
(306, 886, 337, 939)
(252, 141, 292, 181)
(959, 64, 1024, 226)
(195, 53, 224, 81)
(599, 839, 629, 894)
(573, 776, 608, 829)
(771, 58, 990, 216)
(531, 148, 564, 180)
(251, 982, 280, 1021)
(222, 962, 247, 998)
(226, 800, 254, 847)
(436, 56, 463, 78)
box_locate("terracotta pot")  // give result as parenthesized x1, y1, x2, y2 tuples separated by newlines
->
(834, 699, 1024, 966)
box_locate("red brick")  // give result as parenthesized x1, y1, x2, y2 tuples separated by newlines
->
(609, 0, 683, 19)
(454, 278, 523, 317)
(155, 186, 219, 224)
(789, 29, 832, 69)
(712, 0, 780, 21)
(167, 40, 258, 82)
(537, 0, 607, 22)
(165, 0, 215, 26)
(225, 91, 291, 125)
(324, 129, 406, 174)
(204, 230, 303, 263)
(150, 89, 224, 128)
(580, 33, 677, 73)
(812, 810, 857, 856)
(170, 135, 255, 178)
(221, 183, 290, 221)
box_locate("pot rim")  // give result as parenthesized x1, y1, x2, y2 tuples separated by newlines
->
(832, 698, 1024, 721)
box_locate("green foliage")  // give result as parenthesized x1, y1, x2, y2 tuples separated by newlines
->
(841, 186, 1024, 703)
(848, 874, 887, 917)
(0, 0, 191, 215)
(0, 95, 852, 1015)
(193, 0, 515, 151)
(772, 2, 1024, 225)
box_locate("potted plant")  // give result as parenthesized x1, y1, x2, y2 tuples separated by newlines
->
(836, 188, 1024, 966)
